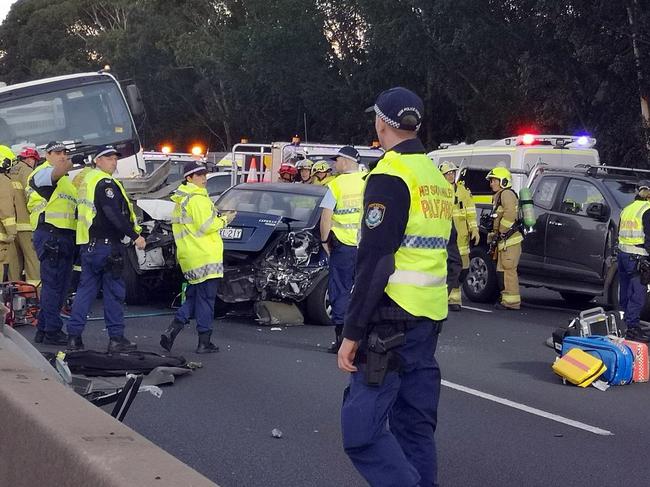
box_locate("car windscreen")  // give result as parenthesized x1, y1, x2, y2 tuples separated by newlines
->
(217, 188, 321, 222)
(602, 180, 637, 208)
(0, 81, 134, 148)
(207, 175, 231, 196)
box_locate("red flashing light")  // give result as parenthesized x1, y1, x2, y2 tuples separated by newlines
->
(521, 134, 535, 145)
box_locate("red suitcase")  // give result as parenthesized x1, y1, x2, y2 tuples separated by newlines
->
(622, 340, 649, 383)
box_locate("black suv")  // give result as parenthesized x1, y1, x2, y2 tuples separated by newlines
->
(464, 167, 647, 311)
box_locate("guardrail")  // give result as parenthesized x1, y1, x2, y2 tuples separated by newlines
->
(0, 318, 219, 487)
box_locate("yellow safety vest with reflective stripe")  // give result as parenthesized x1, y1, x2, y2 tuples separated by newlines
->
(452, 182, 477, 257)
(76, 168, 141, 245)
(327, 171, 365, 246)
(493, 188, 523, 248)
(619, 200, 650, 256)
(26, 162, 77, 231)
(369, 150, 453, 321)
(171, 182, 226, 284)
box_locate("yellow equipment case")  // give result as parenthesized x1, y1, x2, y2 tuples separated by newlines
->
(552, 348, 607, 387)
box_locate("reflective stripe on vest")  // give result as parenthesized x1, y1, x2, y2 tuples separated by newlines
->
(26, 162, 77, 231)
(619, 200, 650, 254)
(327, 172, 365, 246)
(76, 168, 141, 245)
(368, 151, 453, 321)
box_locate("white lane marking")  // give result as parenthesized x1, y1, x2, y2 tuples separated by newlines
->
(460, 305, 493, 313)
(441, 380, 614, 436)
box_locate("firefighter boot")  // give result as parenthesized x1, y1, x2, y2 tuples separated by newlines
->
(196, 331, 219, 354)
(160, 319, 185, 352)
(108, 335, 137, 353)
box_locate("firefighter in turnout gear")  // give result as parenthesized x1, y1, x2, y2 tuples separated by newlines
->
(439, 161, 479, 310)
(338, 87, 452, 487)
(66, 145, 145, 352)
(160, 161, 236, 354)
(486, 166, 523, 310)
(311, 161, 335, 186)
(0, 146, 18, 276)
(617, 184, 650, 342)
(27, 141, 77, 345)
(8, 147, 40, 287)
(319, 146, 365, 352)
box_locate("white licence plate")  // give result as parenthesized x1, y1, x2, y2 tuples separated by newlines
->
(220, 227, 243, 240)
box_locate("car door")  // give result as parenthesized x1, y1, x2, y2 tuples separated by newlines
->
(519, 175, 564, 277)
(544, 178, 609, 283)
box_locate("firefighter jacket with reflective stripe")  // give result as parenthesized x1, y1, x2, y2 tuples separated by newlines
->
(619, 200, 650, 256)
(0, 174, 17, 242)
(9, 161, 33, 231)
(76, 168, 141, 245)
(171, 182, 226, 284)
(493, 188, 523, 248)
(313, 175, 335, 186)
(368, 150, 453, 321)
(26, 162, 77, 231)
(327, 171, 365, 246)
(453, 181, 477, 256)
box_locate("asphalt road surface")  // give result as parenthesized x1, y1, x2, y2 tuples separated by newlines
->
(22, 289, 650, 487)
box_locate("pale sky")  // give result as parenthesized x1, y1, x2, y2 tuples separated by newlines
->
(0, 0, 16, 24)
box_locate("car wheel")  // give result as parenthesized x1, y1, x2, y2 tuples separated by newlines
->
(462, 247, 499, 303)
(124, 250, 148, 305)
(559, 291, 595, 306)
(306, 277, 332, 325)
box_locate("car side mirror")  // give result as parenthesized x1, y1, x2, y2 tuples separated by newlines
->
(126, 84, 145, 117)
(586, 202, 609, 220)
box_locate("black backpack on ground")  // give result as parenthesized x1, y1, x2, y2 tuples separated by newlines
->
(61, 350, 187, 377)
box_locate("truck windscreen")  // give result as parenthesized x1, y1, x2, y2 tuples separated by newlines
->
(0, 81, 134, 149)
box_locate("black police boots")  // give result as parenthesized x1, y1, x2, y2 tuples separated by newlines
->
(34, 329, 45, 343)
(67, 335, 84, 351)
(43, 329, 68, 346)
(327, 334, 343, 354)
(196, 331, 219, 354)
(160, 319, 185, 352)
(108, 335, 137, 353)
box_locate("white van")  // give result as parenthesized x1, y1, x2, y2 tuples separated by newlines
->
(428, 134, 600, 203)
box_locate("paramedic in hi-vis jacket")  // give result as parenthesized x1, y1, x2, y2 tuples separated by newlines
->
(487, 167, 523, 310)
(617, 184, 650, 342)
(439, 161, 479, 311)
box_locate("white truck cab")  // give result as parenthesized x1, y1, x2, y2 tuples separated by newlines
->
(428, 134, 600, 203)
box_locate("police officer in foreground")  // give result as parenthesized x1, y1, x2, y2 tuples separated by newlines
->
(66, 145, 145, 352)
(27, 141, 77, 345)
(486, 166, 523, 310)
(338, 87, 452, 487)
(320, 146, 365, 352)
(160, 161, 234, 353)
(8, 147, 40, 287)
(617, 184, 650, 342)
(439, 161, 479, 311)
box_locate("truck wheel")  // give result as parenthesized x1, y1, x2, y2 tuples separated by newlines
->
(306, 277, 332, 325)
(559, 292, 595, 306)
(123, 251, 148, 305)
(463, 247, 498, 303)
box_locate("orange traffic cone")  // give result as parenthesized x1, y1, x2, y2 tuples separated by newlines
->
(247, 156, 259, 183)
(262, 165, 272, 182)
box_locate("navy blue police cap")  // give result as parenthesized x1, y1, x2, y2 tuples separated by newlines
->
(94, 145, 122, 160)
(45, 141, 68, 153)
(365, 87, 424, 132)
(329, 145, 360, 163)
(183, 160, 208, 178)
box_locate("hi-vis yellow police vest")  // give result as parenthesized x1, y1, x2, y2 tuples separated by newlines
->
(26, 162, 77, 231)
(327, 171, 365, 246)
(619, 200, 650, 256)
(369, 151, 453, 321)
(171, 182, 226, 284)
(76, 168, 141, 245)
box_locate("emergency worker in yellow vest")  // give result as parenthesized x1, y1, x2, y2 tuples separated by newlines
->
(160, 161, 235, 354)
(311, 161, 335, 186)
(320, 146, 365, 352)
(8, 147, 40, 287)
(66, 145, 145, 352)
(338, 87, 452, 487)
(27, 141, 77, 345)
(486, 167, 523, 310)
(439, 161, 479, 310)
(617, 184, 650, 342)
(0, 146, 17, 278)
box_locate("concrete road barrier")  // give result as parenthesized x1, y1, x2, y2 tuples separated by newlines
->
(0, 327, 219, 487)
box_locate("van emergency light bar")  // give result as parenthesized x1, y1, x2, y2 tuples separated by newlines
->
(437, 135, 596, 150)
